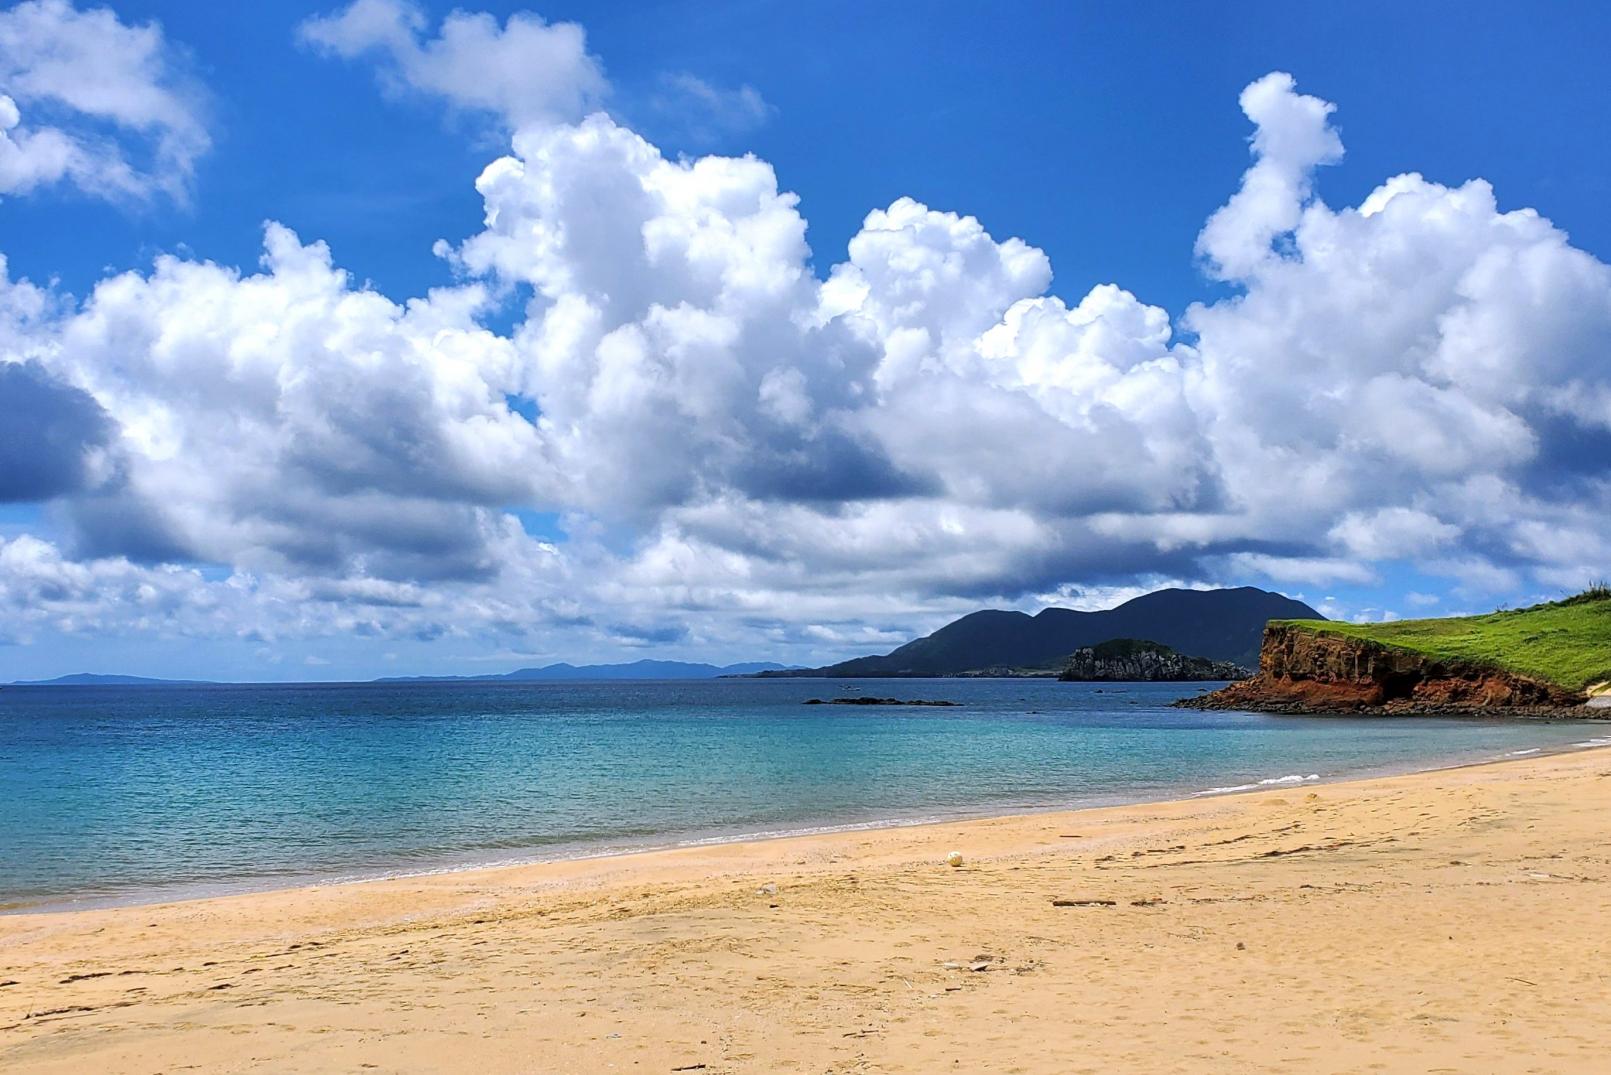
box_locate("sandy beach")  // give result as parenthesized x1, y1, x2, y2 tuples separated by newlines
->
(3, 748, 1609, 1074)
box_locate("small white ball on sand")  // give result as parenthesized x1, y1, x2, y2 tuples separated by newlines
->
(945, 850, 964, 868)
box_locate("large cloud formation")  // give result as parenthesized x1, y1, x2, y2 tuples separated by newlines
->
(1, 7, 1608, 664)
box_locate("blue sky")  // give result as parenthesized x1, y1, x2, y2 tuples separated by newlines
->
(2, 1, 1610, 680)
(17, 2, 1611, 310)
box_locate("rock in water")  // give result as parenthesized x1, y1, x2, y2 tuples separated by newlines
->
(1058, 638, 1249, 682)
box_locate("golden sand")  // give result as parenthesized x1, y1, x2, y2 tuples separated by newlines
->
(3, 748, 1609, 1073)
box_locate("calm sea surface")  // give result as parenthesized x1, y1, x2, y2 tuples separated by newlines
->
(2, 678, 1605, 911)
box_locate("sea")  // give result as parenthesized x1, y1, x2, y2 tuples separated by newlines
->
(2, 677, 1606, 912)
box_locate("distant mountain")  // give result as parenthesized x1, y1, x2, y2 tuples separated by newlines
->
(13, 662, 794, 688)
(758, 587, 1323, 677)
(378, 659, 792, 683)
(497, 660, 790, 680)
(12, 673, 215, 686)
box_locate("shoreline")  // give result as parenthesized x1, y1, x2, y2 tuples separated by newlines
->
(8, 727, 1610, 917)
(5, 746, 1611, 1072)
(1176, 695, 1605, 718)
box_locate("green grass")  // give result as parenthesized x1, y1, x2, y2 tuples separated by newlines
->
(1273, 589, 1611, 692)
(1087, 638, 1173, 659)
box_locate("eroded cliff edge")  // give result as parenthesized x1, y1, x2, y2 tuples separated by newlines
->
(1177, 623, 1590, 715)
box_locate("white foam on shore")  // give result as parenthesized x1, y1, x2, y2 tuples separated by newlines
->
(1194, 773, 1320, 797)
(665, 814, 955, 849)
(1572, 736, 1611, 749)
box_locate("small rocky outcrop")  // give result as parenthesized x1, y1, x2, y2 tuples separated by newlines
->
(1178, 624, 1588, 715)
(1058, 639, 1248, 682)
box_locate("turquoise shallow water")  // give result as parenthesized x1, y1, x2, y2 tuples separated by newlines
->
(2, 678, 1606, 911)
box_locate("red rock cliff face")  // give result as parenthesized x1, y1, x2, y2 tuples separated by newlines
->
(1185, 624, 1586, 713)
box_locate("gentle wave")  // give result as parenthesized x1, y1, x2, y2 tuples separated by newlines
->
(1194, 773, 1320, 797)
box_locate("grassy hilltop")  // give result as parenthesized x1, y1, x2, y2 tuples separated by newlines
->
(1275, 588, 1611, 693)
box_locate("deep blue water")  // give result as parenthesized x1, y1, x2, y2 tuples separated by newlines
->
(2, 678, 1605, 911)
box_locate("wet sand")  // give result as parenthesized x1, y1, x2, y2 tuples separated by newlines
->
(3, 748, 1609, 1073)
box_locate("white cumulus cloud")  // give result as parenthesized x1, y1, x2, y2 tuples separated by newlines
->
(299, 0, 606, 132)
(0, 0, 208, 201)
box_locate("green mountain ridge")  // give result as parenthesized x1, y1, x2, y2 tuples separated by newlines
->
(760, 587, 1322, 677)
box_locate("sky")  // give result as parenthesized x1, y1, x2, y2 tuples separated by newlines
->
(1, 0, 1609, 681)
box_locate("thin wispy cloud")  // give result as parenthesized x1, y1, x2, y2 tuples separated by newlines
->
(649, 72, 774, 145)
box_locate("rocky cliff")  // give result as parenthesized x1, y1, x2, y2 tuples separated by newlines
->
(1179, 623, 1589, 714)
(1059, 639, 1249, 682)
